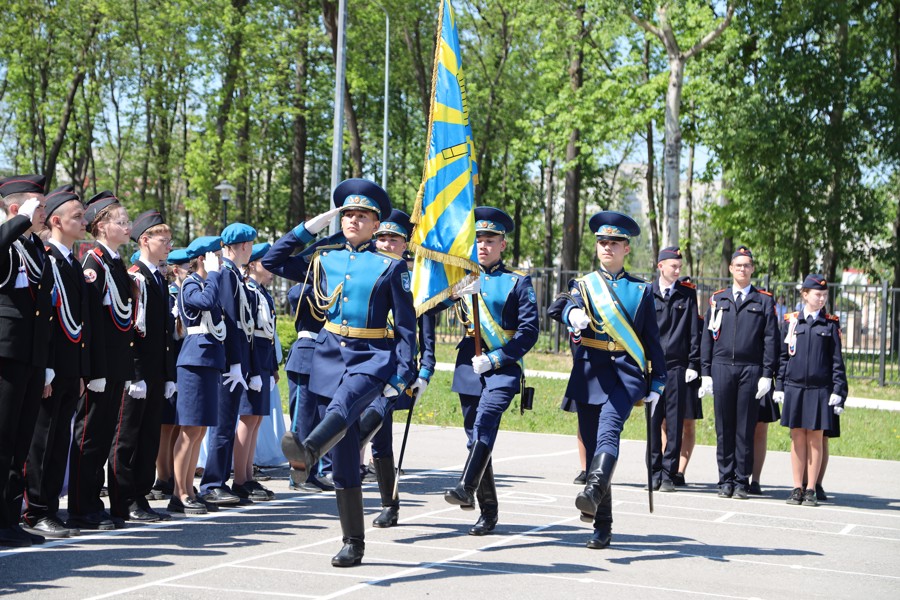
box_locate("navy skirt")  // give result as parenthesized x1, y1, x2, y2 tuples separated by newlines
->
(780, 384, 834, 431)
(758, 390, 782, 423)
(239, 374, 272, 416)
(161, 391, 178, 425)
(176, 365, 220, 427)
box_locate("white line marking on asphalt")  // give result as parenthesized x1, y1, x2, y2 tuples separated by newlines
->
(715, 512, 735, 523)
(839, 524, 857, 535)
(158, 582, 316, 598)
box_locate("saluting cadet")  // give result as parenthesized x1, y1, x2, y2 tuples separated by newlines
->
(700, 245, 779, 499)
(22, 185, 91, 539)
(548, 211, 665, 550)
(65, 191, 136, 531)
(0, 176, 52, 547)
(429, 207, 540, 537)
(356, 209, 435, 528)
(649, 247, 700, 492)
(169, 237, 225, 515)
(108, 210, 176, 523)
(280, 179, 417, 567)
(198, 224, 258, 506)
(774, 275, 847, 506)
(232, 242, 278, 502)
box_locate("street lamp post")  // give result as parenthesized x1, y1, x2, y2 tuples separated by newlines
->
(215, 180, 236, 230)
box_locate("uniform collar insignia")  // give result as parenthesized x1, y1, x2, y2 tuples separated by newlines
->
(344, 240, 372, 253)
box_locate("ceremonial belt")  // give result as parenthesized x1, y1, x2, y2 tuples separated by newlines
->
(254, 329, 274, 339)
(579, 336, 626, 352)
(186, 324, 212, 336)
(297, 330, 317, 340)
(386, 330, 394, 339)
(466, 329, 516, 339)
(324, 321, 389, 339)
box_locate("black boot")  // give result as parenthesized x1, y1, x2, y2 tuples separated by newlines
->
(587, 486, 613, 549)
(332, 487, 365, 567)
(358, 408, 385, 449)
(445, 441, 490, 510)
(372, 457, 399, 528)
(281, 413, 347, 481)
(469, 461, 498, 536)
(575, 453, 617, 519)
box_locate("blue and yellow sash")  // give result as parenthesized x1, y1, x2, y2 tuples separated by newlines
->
(578, 272, 646, 372)
(463, 293, 524, 370)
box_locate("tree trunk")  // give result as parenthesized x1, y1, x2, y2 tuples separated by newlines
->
(662, 55, 685, 247)
(823, 6, 848, 284)
(643, 39, 660, 265)
(684, 116, 695, 275)
(561, 5, 585, 274)
(543, 146, 555, 271)
(289, 1, 310, 227)
(402, 20, 432, 121)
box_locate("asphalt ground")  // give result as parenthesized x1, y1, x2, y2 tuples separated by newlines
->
(1, 423, 898, 599)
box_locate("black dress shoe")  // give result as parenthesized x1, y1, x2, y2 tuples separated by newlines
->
(22, 516, 73, 538)
(331, 539, 365, 567)
(147, 478, 174, 501)
(233, 482, 268, 502)
(247, 480, 275, 500)
(733, 486, 749, 500)
(0, 528, 32, 547)
(102, 511, 127, 529)
(717, 484, 734, 498)
(659, 480, 676, 493)
(786, 487, 803, 505)
(167, 496, 208, 515)
(66, 512, 116, 531)
(573, 470, 586, 485)
(748, 481, 763, 495)
(127, 508, 161, 523)
(672, 472, 686, 487)
(11, 524, 44, 545)
(586, 525, 612, 549)
(815, 484, 828, 501)
(468, 512, 497, 536)
(200, 487, 241, 506)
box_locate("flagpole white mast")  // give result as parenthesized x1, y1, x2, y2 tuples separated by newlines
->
(328, 0, 348, 235)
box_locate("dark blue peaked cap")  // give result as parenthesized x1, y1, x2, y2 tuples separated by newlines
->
(334, 178, 391, 220)
(589, 210, 640, 239)
(474, 206, 514, 235)
(375, 209, 412, 240)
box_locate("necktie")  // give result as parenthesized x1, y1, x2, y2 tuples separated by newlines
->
(154, 271, 165, 292)
(735, 291, 743, 305)
(67, 253, 75, 268)
(664, 288, 670, 300)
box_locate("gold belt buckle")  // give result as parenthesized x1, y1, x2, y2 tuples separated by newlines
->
(339, 325, 349, 336)
(607, 340, 617, 352)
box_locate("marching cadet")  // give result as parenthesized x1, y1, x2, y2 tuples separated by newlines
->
(649, 247, 700, 492)
(169, 237, 225, 515)
(548, 211, 665, 549)
(699, 246, 779, 499)
(232, 242, 278, 502)
(22, 185, 91, 538)
(66, 191, 136, 531)
(108, 210, 177, 522)
(357, 209, 436, 528)
(198, 223, 258, 506)
(280, 179, 417, 567)
(774, 275, 847, 506)
(262, 230, 337, 493)
(429, 207, 539, 537)
(0, 176, 52, 547)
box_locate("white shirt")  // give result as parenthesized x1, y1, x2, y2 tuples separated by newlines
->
(732, 284, 752, 301)
(46, 238, 75, 265)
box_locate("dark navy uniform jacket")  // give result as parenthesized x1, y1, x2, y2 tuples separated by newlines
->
(177, 272, 226, 371)
(701, 286, 779, 377)
(247, 279, 277, 376)
(0, 217, 53, 368)
(82, 243, 135, 381)
(217, 258, 254, 373)
(776, 311, 847, 397)
(431, 261, 540, 397)
(263, 224, 416, 395)
(652, 279, 701, 370)
(47, 242, 91, 378)
(549, 268, 666, 407)
(129, 260, 176, 382)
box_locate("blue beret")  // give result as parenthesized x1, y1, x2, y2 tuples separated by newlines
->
(801, 274, 828, 290)
(249, 242, 271, 263)
(658, 246, 682, 262)
(167, 248, 190, 265)
(589, 210, 640, 239)
(334, 178, 391, 220)
(375, 209, 411, 240)
(84, 190, 121, 226)
(44, 184, 82, 222)
(474, 206, 514, 235)
(221, 222, 257, 246)
(130, 250, 140, 264)
(0, 174, 46, 197)
(186, 235, 223, 259)
(131, 210, 165, 242)
(732, 245, 753, 261)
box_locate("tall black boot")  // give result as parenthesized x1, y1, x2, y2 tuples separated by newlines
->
(281, 413, 347, 481)
(358, 408, 385, 449)
(444, 441, 490, 510)
(575, 453, 617, 519)
(469, 461, 498, 536)
(372, 456, 399, 528)
(332, 487, 365, 567)
(587, 484, 613, 549)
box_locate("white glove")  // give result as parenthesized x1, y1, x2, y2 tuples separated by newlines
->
(645, 391, 660, 410)
(164, 381, 177, 399)
(204, 251, 220, 273)
(305, 206, 342, 235)
(568, 308, 590, 331)
(833, 405, 844, 415)
(699, 376, 713, 398)
(86, 378, 107, 393)
(773, 391, 785, 404)
(171, 303, 179, 319)
(222, 363, 248, 392)
(685, 368, 699, 383)
(829, 394, 842, 406)
(755, 377, 772, 399)
(472, 354, 492, 375)
(248, 375, 263, 392)
(453, 276, 481, 298)
(44, 368, 55, 386)
(129, 380, 148, 399)
(382, 383, 400, 398)
(410, 377, 429, 403)
(270, 375, 277, 390)
(19, 197, 41, 223)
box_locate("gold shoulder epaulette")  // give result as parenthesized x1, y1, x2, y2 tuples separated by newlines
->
(512, 268, 528, 277)
(376, 250, 403, 261)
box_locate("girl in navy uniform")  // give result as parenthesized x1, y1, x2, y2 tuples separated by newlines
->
(774, 274, 846, 506)
(168, 237, 224, 515)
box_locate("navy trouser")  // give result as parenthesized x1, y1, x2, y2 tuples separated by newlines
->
(649, 365, 687, 483)
(200, 382, 242, 493)
(576, 386, 635, 460)
(711, 363, 762, 487)
(458, 381, 517, 451)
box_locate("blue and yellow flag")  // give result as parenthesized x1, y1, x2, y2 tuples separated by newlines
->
(409, 0, 479, 315)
